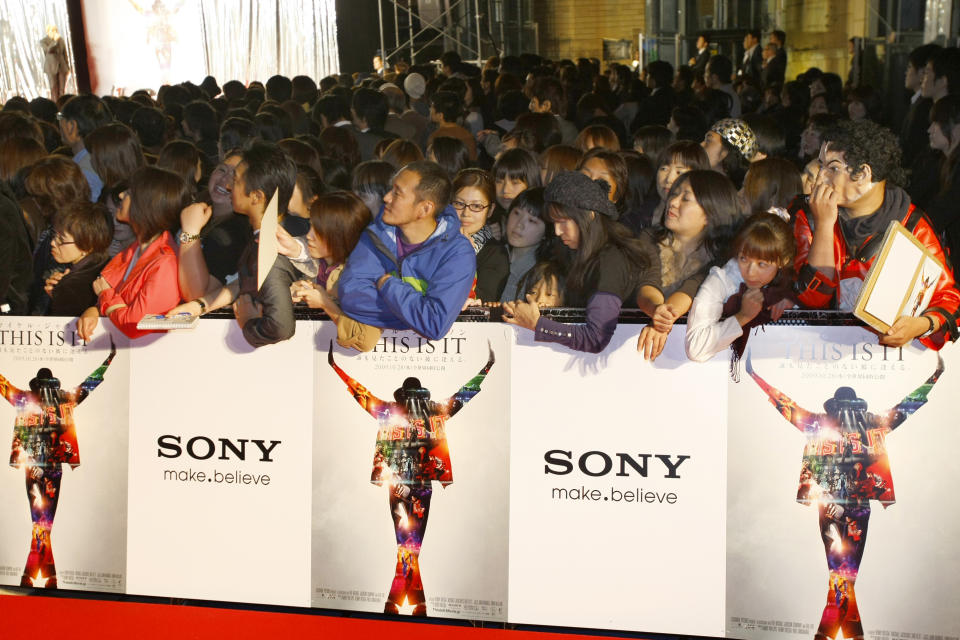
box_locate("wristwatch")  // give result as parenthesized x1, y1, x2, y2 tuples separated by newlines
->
(178, 229, 201, 244)
(919, 315, 936, 339)
(193, 298, 208, 316)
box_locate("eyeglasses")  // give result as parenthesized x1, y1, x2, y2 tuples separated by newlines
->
(52, 233, 74, 246)
(451, 200, 491, 213)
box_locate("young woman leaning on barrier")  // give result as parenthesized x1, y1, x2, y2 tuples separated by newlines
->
(502, 171, 648, 353)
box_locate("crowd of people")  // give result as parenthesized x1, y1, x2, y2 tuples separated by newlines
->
(1, 35, 958, 366)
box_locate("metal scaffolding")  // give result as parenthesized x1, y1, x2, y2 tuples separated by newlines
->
(375, 0, 535, 68)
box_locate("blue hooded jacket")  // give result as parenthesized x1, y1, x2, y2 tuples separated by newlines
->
(337, 204, 476, 340)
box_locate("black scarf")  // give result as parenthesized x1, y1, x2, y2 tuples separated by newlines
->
(720, 282, 794, 381)
(837, 185, 910, 256)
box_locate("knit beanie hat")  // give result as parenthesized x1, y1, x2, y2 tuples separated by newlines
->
(544, 171, 619, 219)
(711, 118, 758, 162)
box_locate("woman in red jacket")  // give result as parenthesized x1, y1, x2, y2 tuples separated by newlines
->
(77, 166, 191, 340)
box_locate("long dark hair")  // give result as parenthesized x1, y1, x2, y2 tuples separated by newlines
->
(653, 169, 739, 261)
(545, 202, 649, 295)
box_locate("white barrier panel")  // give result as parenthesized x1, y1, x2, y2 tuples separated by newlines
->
(125, 319, 315, 606)
(507, 325, 728, 636)
(0, 316, 957, 639)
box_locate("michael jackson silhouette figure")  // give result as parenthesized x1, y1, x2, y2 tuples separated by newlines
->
(328, 340, 495, 616)
(0, 341, 116, 588)
(746, 352, 943, 640)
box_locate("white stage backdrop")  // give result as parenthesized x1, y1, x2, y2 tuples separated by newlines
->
(0, 316, 957, 640)
(81, 0, 340, 95)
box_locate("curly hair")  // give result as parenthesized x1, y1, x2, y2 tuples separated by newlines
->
(821, 119, 906, 186)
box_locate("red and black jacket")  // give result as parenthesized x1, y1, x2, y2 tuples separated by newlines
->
(792, 192, 959, 350)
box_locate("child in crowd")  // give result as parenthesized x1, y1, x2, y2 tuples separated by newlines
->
(685, 211, 796, 375)
(514, 260, 565, 308)
(503, 172, 647, 353)
(77, 166, 190, 339)
(635, 170, 739, 361)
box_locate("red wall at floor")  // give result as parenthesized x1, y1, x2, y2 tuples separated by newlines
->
(0, 595, 656, 640)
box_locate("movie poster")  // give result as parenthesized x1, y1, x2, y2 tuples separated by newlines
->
(506, 324, 728, 637)
(726, 326, 960, 639)
(312, 323, 511, 621)
(124, 319, 314, 606)
(0, 318, 129, 593)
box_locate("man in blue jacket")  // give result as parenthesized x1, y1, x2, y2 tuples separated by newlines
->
(337, 161, 476, 349)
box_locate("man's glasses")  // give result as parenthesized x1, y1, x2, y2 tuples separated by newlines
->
(451, 200, 491, 213)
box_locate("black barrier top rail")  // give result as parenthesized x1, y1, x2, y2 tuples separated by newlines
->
(204, 306, 868, 327)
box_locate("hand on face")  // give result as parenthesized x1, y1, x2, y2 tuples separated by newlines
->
(736, 288, 764, 325)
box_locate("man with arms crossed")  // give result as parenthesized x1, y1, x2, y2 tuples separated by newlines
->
(336, 161, 475, 349)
